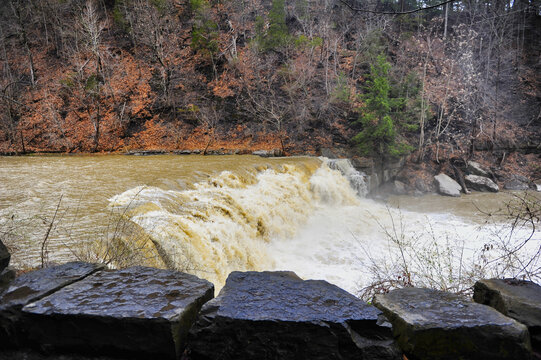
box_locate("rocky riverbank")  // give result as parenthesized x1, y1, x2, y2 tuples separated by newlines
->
(1, 240, 540, 360)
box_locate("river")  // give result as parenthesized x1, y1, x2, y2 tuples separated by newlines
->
(1, 155, 538, 296)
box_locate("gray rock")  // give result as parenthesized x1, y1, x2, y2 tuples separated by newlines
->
(415, 178, 433, 194)
(467, 161, 490, 177)
(379, 180, 408, 196)
(474, 279, 541, 350)
(465, 174, 499, 192)
(174, 150, 194, 155)
(23, 266, 214, 359)
(351, 157, 374, 171)
(0, 267, 16, 291)
(252, 149, 282, 157)
(188, 271, 401, 360)
(434, 173, 461, 197)
(504, 178, 530, 190)
(321, 148, 338, 158)
(374, 287, 532, 360)
(0, 262, 103, 348)
(0, 239, 10, 273)
(126, 150, 166, 156)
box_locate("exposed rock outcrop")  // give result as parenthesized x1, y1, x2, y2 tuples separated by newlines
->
(22, 266, 214, 359)
(374, 287, 532, 360)
(434, 173, 462, 197)
(465, 174, 500, 192)
(188, 271, 401, 360)
(0, 262, 103, 348)
(474, 279, 541, 352)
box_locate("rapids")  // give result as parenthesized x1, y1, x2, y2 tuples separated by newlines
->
(1, 155, 538, 295)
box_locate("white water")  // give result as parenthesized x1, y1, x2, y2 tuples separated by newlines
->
(110, 158, 540, 295)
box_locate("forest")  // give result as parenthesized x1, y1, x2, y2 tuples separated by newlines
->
(0, 0, 539, 173)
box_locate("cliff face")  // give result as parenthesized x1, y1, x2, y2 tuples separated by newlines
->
(0, 0, 539, 160)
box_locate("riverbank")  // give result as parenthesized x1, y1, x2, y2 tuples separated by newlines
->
(1, 259, 539, 360)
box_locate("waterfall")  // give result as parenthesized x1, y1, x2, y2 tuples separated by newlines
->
(109, 159, 361, 288)
(109, 157, 537, 295)
(326, 159, 369, 197)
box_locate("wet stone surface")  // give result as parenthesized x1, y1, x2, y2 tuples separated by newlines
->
(187, 271, 400, 360)
(374, 287, 532, 360)
(0, 262, 103, 348)
(0, 239, 10, 273)
(22, 266, 214, 359)
(474, 279, 541, 352)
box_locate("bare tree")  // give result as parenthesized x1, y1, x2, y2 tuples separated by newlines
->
(80, 0, 105, 152)
(10, 0, 36, 87)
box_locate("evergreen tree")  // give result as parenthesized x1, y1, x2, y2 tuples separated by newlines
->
(256, 0, 290, 51)
(354, 55, 411, 159)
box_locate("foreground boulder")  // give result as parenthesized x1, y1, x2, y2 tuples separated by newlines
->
(465, 174, 499, 192)
(474, 279, 541, 351)
(0, 239, 10, 273)
(434, 173, 461, 197)
(374, 287, 532, 360)
(22, 266, 214, 359)
(188, 271, 400, 360)
(0, 262, 103, 348)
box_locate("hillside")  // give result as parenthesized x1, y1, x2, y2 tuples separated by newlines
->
(0, 0, 540, 180)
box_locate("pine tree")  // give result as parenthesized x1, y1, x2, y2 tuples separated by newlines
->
(353, 55, 410, 159)
(256, 0, 289, 51)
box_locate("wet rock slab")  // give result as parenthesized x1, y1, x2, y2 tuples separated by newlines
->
(474, 279, 541, 350)
(0, 267, 16, 291)
(0, 262, 102, 348)
(374, 287, 532, 360)
(0, 239, 10, 273)
(22, 266, 214, 359)
(188, 271, 400, 360)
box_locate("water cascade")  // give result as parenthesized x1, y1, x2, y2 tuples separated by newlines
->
(327, 159, 369, 197)
(110, 159, 361, 288)
(109, 158, 538, 294)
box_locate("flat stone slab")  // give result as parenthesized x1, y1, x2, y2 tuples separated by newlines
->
(0, 262, 103, 348)
(434, 173, 461, 197)
(374, 287, 532, 360)
(188, 271, 400, 360)
(474, 279, 541, 349)
(0, 239, 10, 273)
(23, 266, 214, 359)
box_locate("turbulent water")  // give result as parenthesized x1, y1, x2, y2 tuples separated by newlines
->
(1, 155, 539, 295)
